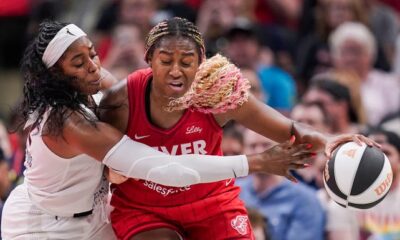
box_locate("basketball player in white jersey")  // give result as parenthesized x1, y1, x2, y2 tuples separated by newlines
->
(1, 21, 322, 239)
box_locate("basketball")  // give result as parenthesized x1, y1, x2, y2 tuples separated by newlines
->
(323, 142, 393, 209)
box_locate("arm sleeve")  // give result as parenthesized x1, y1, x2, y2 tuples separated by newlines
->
(102, 136, 249, 187)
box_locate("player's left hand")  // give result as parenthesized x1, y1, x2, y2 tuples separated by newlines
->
(324, 134, 381, 158)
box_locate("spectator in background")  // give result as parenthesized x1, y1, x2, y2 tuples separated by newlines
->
(221, 126, 244, 157)
(252, 0, 303, 74)
(377, 0, 400, 13)
(156, 0, 197, 23)
(0, 119, 12, 160)
(118, 0, 157, 34)
(303, 78, 361, 134)
(94, 0, 158, 62)
(242, 68, 267, 102)
(7, 107, 29, 187)
(330, 22, 400, 125)
(101, 23, 147, 80)
(224, 23, 297, 115)
(237, 129, 325, 240)
(290, 101, 331, 189)
(380, 111, 400, 137)
(331, 69, 368, 125)
(327, 128, 400, 240)
(196, 0, 256, 56)
(247, 207, 270, 240)
(365, 0, 399, 70)
(296, 0, 369, 91)
(0, 147, 11, 238)
(0, 0, 30, 68)
(357, 128, 400, 240)
(291, 101, 332, 133)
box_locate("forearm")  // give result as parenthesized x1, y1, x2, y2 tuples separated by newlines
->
(225, 95, 293, 143)
(103, 136, 249, 187)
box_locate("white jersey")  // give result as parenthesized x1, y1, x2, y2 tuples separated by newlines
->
(2, 108, 115, 239)
(23, 109, 105, 217)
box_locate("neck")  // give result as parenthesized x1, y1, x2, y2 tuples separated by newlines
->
(148, 85, 185, 129)
(150, 89, 170, 110)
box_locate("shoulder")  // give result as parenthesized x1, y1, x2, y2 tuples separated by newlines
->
(368, 70, 399, 86)
(63, 110, 99, 132)
(101, 79, 128, 107)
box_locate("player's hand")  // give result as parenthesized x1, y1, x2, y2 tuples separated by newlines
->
(247, 136, 315, 182)
(104, 167, 128, 184)
(324, 134, 381, 158)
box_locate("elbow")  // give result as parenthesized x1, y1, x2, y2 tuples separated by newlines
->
(146, 163, 201, 187)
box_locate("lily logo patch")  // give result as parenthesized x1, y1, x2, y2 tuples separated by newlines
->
(231, 215, 249, 235)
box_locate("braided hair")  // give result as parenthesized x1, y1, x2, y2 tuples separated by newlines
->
(144, 17, 205, 63)
(15, 20, 95, 135)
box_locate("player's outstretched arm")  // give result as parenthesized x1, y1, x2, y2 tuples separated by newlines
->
(216, 95, 379, 157)
(60, 111, 312, 186)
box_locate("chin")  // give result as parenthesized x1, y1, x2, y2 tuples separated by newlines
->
(84, 87, 100, 96)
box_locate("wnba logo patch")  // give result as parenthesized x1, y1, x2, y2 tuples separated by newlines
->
(231, 215, 248, 235)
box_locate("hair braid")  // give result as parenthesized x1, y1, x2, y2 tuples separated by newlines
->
(144, 17, 205, 63)
(13, 20, 95, 135)
(166, 54, 250, 114)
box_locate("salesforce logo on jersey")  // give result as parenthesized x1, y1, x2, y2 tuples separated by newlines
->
(143, 181, 191, 197)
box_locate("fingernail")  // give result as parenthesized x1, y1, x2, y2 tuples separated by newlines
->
(306, 143, 313, 149)
(304, 163, 311, 168)
(311, 152, 317, 157)
(290, 135, 296, 143)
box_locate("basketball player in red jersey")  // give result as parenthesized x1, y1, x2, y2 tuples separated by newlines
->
(100, 17, 378, 240)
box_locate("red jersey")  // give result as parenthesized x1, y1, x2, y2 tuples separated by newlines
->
(110, 68, 240, 208)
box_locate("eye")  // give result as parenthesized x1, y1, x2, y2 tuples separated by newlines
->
(74, 62, 84, 68)
(161, 60, 172, 65)
(181, 61, 191, 67)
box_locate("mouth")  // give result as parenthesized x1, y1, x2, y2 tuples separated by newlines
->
(89, 74, 104, 86)
(168, 81, 185, 92)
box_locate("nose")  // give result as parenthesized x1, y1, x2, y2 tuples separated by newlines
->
(88, 58, 99, 73)
(169, 63, 183, 78)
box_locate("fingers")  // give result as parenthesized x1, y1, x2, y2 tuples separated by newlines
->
(356, 135, 382, 148)
(324, 134, 383, 158)
(288, 143, 314, 155)
(289, 153, 315, 165)
(352, 134, 363, 146)
(289, 163, 311, 169)
(278, 136, 296, 150)
(325, 144, 337, 158)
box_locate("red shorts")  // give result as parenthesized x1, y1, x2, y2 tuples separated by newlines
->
(111, 194, 254, 240)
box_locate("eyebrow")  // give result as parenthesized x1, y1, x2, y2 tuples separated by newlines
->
(159, 50, 195, 56)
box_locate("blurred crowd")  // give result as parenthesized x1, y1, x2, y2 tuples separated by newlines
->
(0, 0, 400, 239)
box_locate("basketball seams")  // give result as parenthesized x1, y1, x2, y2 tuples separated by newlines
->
(347, 156, 392, 204)
(350, 146, 385, 196)
(325, 142, 392, 209)
(335, 143, 366, 207)
(345, 144, 367, 207)
(325, 147, 348, 201)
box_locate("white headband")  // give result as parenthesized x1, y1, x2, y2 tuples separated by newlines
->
(42, 24, 87, 68)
